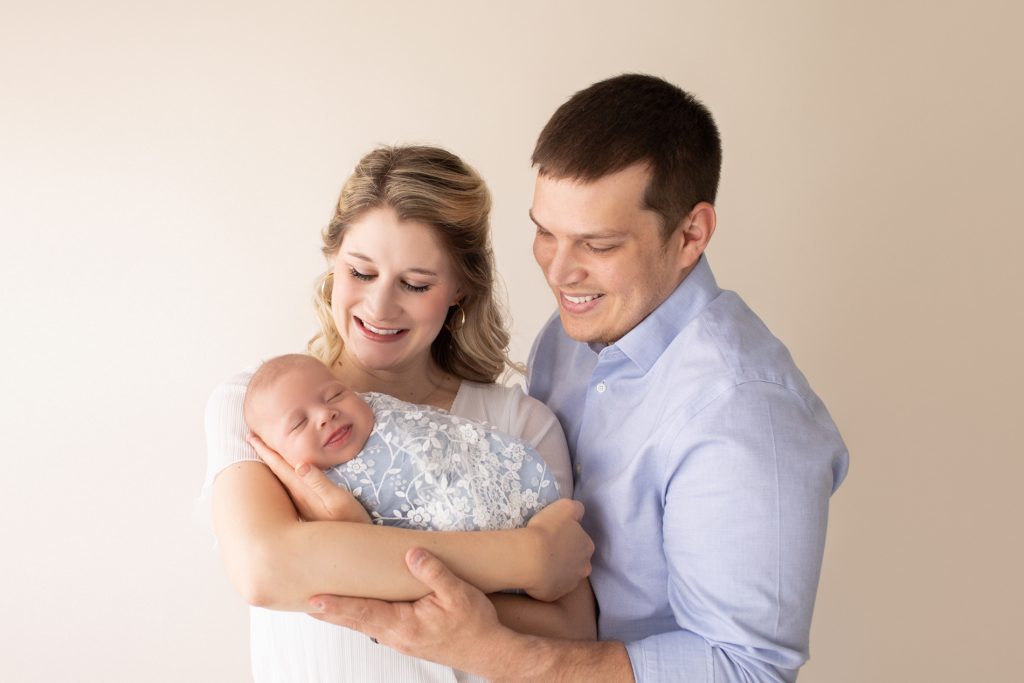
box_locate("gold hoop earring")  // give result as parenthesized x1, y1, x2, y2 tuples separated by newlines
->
(320, 271, 334, 302)
(445, 304, 466, 333)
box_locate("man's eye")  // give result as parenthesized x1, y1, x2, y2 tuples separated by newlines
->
(586, 243, 616, 254)
(349, 267, 374, 281)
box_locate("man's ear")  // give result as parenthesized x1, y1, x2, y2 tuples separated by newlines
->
(673, 201, 716, 270)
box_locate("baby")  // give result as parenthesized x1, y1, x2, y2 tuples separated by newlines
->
(243, 354, 560, 531)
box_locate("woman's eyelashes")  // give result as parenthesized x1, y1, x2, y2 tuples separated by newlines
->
(348, 266, 432, 293)
(349, 266, 373, 281)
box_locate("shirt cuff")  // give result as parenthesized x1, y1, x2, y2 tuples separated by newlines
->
(624, 631, 797, 683)
(625, 630, 712, 682)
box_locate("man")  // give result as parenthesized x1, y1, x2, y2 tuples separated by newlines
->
(312, 74, 849, 682)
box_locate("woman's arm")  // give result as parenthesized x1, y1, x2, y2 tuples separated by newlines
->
(207, 376, 592, 612)
(212, 459, 589, 612)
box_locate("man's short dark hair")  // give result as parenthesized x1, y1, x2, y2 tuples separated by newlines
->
(532, 73, 722, 239)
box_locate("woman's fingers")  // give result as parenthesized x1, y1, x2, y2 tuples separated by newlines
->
(247, 435, 360, 522)
(247, 434, 293, 481)
(525, 499, 594, 601)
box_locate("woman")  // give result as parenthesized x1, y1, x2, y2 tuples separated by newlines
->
(204, 145, 594, 681)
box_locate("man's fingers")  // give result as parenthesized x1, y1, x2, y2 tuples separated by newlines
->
(308, 595, 392, 633)
(405, 548, 467, 599)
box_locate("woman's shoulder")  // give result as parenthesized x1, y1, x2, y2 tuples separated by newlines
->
(203, 369, 260, 490)
(205, 369, 255, 411)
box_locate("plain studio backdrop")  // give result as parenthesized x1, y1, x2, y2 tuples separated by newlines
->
(2, 1, 1021, 681)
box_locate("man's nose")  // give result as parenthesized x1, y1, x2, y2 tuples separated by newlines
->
(545, 244, 585, 287)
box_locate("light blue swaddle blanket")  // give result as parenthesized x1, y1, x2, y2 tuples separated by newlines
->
(325, 392, 560, 531)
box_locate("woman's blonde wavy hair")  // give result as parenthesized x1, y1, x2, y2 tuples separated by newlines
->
(308, 145, 514, 383)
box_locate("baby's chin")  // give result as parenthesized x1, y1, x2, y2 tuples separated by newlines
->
(314, 450, 358, 470)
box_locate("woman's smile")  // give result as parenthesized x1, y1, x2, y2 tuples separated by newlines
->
(356, 316, 409, 340)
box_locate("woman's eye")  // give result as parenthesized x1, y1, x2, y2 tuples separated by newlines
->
(349, 267, 374, 281)
(402, 282, 431, 293)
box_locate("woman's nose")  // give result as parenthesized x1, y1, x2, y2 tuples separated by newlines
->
(364, 283, 400, 320)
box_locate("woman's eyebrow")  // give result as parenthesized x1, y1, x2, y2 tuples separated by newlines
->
(346, 251, 438, 277)
(346, 251, 374, 263)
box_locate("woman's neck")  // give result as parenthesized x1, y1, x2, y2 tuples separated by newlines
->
(331, 352, 461, 411)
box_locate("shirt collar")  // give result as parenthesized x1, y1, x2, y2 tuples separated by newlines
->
(597, 256, 721, 371)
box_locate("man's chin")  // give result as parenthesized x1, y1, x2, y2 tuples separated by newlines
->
(558, 314, 602, 344)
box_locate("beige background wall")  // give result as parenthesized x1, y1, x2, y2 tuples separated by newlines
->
(2, 1, 1021, 681)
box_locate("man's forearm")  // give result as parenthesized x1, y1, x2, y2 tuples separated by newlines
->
(482, 630, 633, 683)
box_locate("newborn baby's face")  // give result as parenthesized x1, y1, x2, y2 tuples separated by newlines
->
(250, 360, 374, 470)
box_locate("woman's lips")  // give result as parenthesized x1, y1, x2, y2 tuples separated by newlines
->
(356, 316, 409, 341)
(324, 424, 353, 448)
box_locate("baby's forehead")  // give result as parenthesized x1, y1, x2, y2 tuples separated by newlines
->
(268, 363, 337, 396)
(245, 355, 338, 423)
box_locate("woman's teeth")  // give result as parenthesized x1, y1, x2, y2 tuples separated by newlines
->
(363, 320, 402, 335)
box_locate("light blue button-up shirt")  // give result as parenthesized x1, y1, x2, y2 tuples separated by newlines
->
(528, 257, 848, 682)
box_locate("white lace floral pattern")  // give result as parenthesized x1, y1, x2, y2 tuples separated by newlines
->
(325, 392, 560, 531)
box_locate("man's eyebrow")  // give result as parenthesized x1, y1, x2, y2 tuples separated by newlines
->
(345, 251, 437, 277)
(527, 210, 627, 241)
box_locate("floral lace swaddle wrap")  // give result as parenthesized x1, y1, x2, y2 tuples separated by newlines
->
(325, 392, 560, 531)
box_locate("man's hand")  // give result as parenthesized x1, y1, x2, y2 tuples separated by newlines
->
(247, 434, 370, 523)
(309, 548, 518, 676)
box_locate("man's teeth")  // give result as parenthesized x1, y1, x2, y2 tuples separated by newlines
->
(565, 294, 600, 304)
(363, 321, 401, 335)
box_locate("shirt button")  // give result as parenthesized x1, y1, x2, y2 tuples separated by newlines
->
(596, 381, 607, 393)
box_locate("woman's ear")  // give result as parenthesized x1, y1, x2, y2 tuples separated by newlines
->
(673, 202, 717, 270)
(451, 286, 465, 308)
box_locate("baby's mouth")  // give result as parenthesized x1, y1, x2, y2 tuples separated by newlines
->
(324, 424, 352, 447)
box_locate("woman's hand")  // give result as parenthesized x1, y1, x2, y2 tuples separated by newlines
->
(523, 499, 594, 601)
(247, 434, 370, 523)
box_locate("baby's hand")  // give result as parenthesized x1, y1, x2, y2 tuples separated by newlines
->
(248, 435, 371, 524)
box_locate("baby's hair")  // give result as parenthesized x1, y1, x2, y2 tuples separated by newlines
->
(242, 353, 330, 431)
